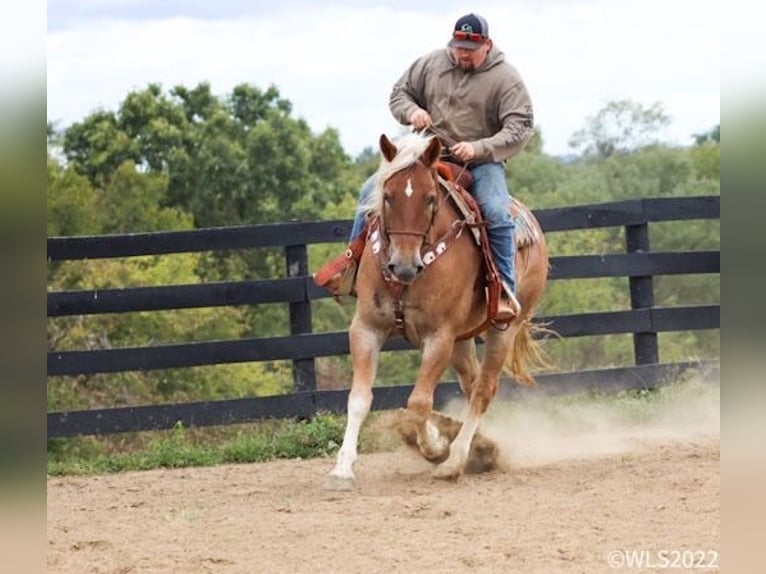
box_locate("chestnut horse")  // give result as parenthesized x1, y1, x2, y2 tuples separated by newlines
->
(326, 133, 548, 490)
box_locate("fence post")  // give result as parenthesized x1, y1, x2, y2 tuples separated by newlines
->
(625, 222, 659, 365)
(285, 243, 317, 393)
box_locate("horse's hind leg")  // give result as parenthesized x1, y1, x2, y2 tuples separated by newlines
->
(325, 321, 385, 491)
(433, 326, 517, 480)
(452, 338, 479, 400)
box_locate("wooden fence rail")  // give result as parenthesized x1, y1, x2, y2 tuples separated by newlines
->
(47, 196, 720, 437)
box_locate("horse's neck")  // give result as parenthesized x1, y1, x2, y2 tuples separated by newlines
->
(427, 184, 465, 242)
(435, 187, 461, 228)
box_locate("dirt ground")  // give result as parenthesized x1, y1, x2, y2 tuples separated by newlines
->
(48, 393, 720, 574)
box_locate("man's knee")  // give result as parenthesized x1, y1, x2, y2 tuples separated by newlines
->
(482, 201, 514, 229)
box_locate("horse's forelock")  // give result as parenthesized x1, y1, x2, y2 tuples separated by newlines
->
(360, 133, 435, 217)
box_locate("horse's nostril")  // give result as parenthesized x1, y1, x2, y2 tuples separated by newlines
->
(388, 264, 396, 272)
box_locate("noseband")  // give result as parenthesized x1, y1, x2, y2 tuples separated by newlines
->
(385, 228, 429, 239)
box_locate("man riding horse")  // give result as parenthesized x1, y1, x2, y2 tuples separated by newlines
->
(315, 12, 534, 322)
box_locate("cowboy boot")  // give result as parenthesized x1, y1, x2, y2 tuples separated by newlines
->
(313, 235, 366, 296)
(495, 281, 522, 323)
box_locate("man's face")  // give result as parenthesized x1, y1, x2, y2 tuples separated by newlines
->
(451, 40, 491, 71)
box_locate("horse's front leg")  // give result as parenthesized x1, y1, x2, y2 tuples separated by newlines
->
(325, 320, 385, 491)
(404, 334, 455, 462)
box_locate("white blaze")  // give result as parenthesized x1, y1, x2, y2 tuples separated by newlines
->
(404, 178, 414, 198)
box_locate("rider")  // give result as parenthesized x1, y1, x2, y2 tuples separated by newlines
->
(315, 13, 535, 322)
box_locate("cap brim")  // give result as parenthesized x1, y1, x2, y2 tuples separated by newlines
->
(448, 39, 484, 51)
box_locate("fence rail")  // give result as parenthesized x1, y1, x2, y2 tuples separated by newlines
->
(47, 196, 720, 437)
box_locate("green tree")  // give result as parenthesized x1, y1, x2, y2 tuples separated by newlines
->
(100, 162, 194, 234)
(61, 82, 356, 229)
(524, 126, 544, 155)
(47, 158, 103, 237)
(689, 139, 720, 181)
(569, 100, 671, 158)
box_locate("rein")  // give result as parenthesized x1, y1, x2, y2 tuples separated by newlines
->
(423, 125, 472, 186)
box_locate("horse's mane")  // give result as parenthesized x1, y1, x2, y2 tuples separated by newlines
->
(359, 132, 435, 219)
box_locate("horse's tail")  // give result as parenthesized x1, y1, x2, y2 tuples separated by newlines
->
(505, 319, 556, 386)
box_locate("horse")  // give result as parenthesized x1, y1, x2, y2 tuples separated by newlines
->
(325, 132, 549, 490)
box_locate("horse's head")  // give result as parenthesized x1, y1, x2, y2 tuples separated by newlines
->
(369, 133, 442, 284)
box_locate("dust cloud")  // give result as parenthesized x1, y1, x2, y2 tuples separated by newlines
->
(443, 379, 720, 467)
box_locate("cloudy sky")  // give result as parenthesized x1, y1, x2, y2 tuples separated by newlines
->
(43, 0, 723, 157)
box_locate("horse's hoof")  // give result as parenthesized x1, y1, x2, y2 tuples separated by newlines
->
(432, 461, 463, 481)
(324, 473, 355, 492)
(418, 445, 450, 464)
(465, 435, 502, 474)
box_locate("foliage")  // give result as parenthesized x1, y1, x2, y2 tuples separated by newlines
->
(508, 112, 719, 372)
(47, 90, 719, 432)
(568, 100, 671, 158)
(61, 82, 356, 228)
(47, 250, 294, 409)
(47, 158, 104, 237)
(47, 413, 368, 475)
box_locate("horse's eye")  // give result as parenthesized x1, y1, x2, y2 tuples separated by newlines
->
(383, 194, 393, 205)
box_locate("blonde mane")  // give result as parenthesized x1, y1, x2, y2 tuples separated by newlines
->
(358, 132, 436, 218)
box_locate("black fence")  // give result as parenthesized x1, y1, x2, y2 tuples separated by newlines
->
(47, 196, 720, 437)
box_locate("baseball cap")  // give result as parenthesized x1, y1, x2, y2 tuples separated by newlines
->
(448, 13, 489, 50)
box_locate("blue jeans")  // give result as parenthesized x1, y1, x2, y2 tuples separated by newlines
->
(350, 174, 376, 240)
(350, 162, 517, 294)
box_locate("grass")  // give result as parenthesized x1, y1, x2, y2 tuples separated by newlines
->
(47, 412, 397, 476)
(47, 378, 719, 477)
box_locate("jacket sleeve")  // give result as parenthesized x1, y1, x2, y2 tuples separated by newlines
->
(389, 56, 430, 126)
(473, 77, 534, 163)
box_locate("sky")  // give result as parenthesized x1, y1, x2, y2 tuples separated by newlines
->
(42, 0, 726, 157)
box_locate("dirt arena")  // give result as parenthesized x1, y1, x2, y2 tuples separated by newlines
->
(47, 386, 720, 573)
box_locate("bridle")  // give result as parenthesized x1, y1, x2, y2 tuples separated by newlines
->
(379, 161, 440, 245)
(368, 155, 482, 338)
(370, 159, 468, 282)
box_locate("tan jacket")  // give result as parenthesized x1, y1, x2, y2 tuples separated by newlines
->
(389, 46, 534, 163)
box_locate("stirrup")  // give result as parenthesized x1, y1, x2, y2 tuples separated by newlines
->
(493, 282, 522, 324)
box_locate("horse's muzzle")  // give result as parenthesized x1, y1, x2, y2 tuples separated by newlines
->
(387, 260, 424, 284)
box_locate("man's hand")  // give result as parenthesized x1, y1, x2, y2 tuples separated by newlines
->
(409, 109, 433, 130)
(449, 141, 477, 162)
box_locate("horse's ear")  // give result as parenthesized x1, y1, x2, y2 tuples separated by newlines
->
(380, 134, 397, 162)
(420, 136, 441, 168)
